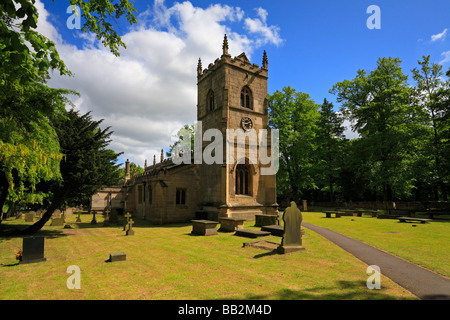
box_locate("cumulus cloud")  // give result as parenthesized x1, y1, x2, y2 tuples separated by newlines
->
(37, 0, 283, 166)
(431, 28, 447, 42)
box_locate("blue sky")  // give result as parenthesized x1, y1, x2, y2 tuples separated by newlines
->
(38, 0, 450, 165)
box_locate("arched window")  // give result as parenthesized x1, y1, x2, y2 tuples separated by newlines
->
(235, 164, 250, 195)
(240, 86, 252, 109)
(207, 90, 215, 111)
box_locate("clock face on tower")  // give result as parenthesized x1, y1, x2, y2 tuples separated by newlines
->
(240, 117, 253, 131)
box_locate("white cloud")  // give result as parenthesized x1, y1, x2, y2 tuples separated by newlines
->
(439, 50, 450, 65)
(244, 8, 284, 47)
(431, 28, 447, 42)
(36, 0, 284, 166)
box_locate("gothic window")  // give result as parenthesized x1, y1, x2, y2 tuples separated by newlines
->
(207, 90, 215, 112)
(235, 164, 250, 195)
(176, 188, 186, 205)
(240, 86, 252, 109)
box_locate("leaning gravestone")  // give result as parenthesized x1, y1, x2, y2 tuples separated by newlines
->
(277, 201, 305, 254)
(20, 236, 47, 264)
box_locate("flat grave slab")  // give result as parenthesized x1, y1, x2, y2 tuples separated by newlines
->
(261, 225, 284, 237)
(234, 229, 271, 238)
(243, 240, 280, 251)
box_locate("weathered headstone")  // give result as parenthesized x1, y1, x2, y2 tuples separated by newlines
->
(76, 211, 82, 222)
(302, 199, 308, 211)
(108, 252, 126, 262)
(20, 236, 47, 264)
(51, 217, 65, 226)
(53, 209, 61, 218)
(24, 212, 35, 222)
(277, 201, 305, 254)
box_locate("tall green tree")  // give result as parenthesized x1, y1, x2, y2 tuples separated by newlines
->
(314, 98, 346, 202)
(15, 109, 122, 234)
(0, 0, 137, 223)
(330, 57, 422, 201)
(411, 56, 450, 200)
(268, 86, 320, 203)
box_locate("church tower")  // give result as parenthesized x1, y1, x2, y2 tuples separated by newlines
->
(196, 35, 278, 220)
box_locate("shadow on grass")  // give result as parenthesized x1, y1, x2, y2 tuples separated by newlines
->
(0, 222, 67, 240)
(243, 280, 416, 300)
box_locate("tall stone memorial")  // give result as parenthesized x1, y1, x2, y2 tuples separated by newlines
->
(277, 201, 305, 254)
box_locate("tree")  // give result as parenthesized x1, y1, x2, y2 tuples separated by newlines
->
(314, 98, 346, 202)
(7, 109, 122, 235)
(411, 56, 450, 200)
(330, 57, 423, 201)
(0, 0, 137, 224)
(268, 86, 320, 203)
(0, 84, 76, 224)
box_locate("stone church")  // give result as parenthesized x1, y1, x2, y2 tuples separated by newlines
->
(91, 35, 278, 224)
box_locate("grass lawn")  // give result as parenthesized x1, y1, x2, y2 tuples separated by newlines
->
(302, 211, 450, 277)
(0, 213, 417, 300)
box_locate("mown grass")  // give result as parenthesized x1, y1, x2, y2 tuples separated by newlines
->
(302, 211, 450, 277)
(0, 213, 417, 300)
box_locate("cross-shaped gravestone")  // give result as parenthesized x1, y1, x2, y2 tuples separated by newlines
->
(76, 211, 82, 222)
(125, 218, 135, 236)
(123, 212, 132, 230)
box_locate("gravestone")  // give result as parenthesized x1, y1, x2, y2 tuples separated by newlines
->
(108, 252, 126, 262)
(24, 212, 35, 222)
(191, 220, 218, 236)
(125, 218, 134, 236)
(91, 211, 97, 224)
(123, 212, 132, 230)
(20, 236, 47, 264)
(53, 209, 61, 218)
(76, 211, 82, 222)
(51, 217, 65, 226)
(302, 200, 308, 211)
(277, 201, 305, 254)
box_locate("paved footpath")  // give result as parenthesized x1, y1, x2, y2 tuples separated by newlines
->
(303, 222, 450, 300)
